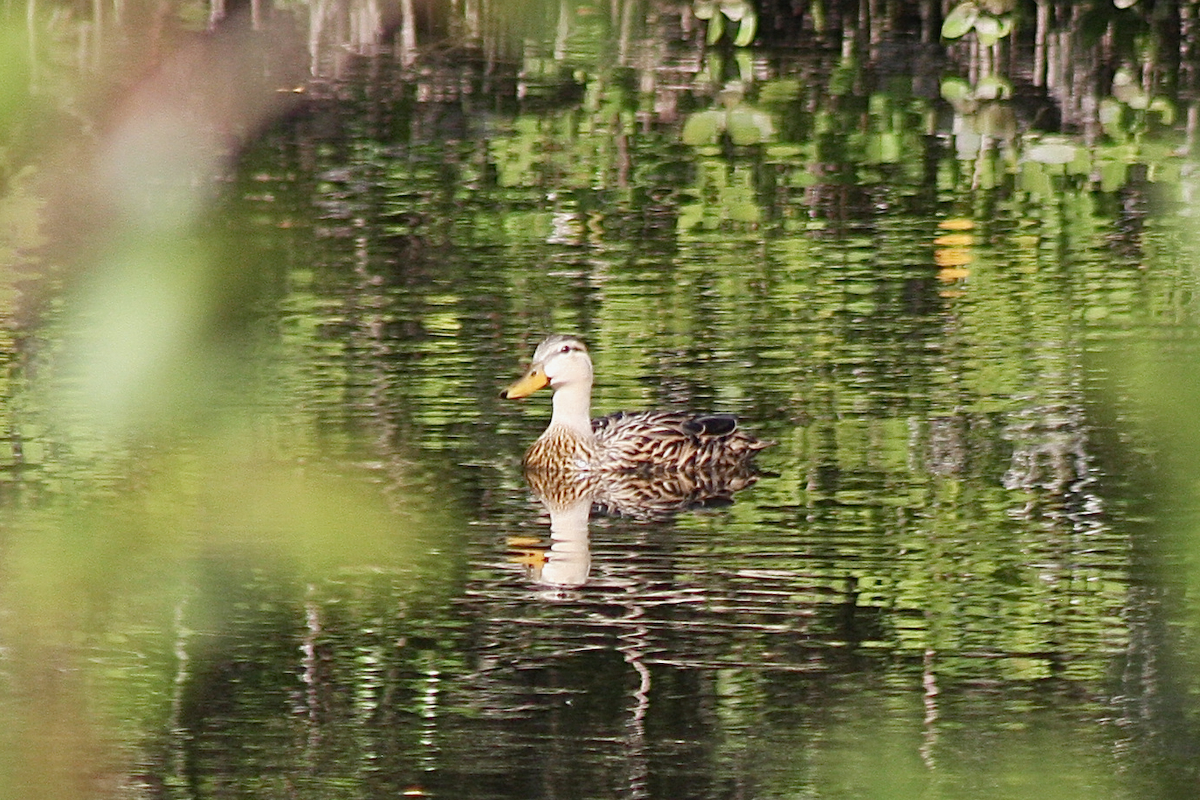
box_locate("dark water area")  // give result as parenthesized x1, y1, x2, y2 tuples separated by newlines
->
(4, 1, 1200, 799)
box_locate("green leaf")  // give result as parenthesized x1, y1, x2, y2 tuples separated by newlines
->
(954, 129, 982, 159)
(1149, 97, 1176, 125)
(697, 52, 722, 85)
(733, 49, 753, 80)
(733, 11, 757, 46)
(940, 77, 973, 103)
(1099, 97, 1124, 126)
(766, 143, 804, 160)
(678, 202, 706, 230)
(1019, 160, 1051, 195)
(727, 107, 774, 145)
(728, 201, 761, 223)
(682, 110, 725, 145)
(707, 13, 725, 44)
(980, 0, 1015, 12)
(975, 14, 1004, 45)
(1100, 160, 1127, 192)
(868, 132, 902, 163)
(942, 2, 979, 39)
(693, 0, 717, 20)
(829, 57, 857, 95)
(759, 79, 803, 106)
(1026, 140, 1077, 165)
(975, 75, 1011, 100)
(720, 0, 748, 22)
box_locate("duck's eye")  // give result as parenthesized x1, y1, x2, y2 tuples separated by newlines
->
(560, 344, 572, 353)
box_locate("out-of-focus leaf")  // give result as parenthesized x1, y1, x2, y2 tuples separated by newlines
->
(1027, 140, 1077, 164)
(941, 77, 973, 103)
(719, 80, 746, 108)
(767, 143, 804, 160)
(727, 107, 774, 145)
(1114, 0, 1137, 8)
(1149, 97, 1176, 125)
(696, 52, 720, 84)
(974, 14, 1006, 45)
(707, 13, 725, 44)
(693, 0, 717, 20)
(829, 57, 857, 95)
(942, 2, 979, 39)
(677, 202, 706, 230)
(1067, 146, 1092, 175)
(720, 0, 748, 22)
(1019, 160, 1051, 195)
(733, 50, 753, 80)
(759, 79, 802, 105)
(682, 110, 725, 145)
(954, 128, 983, 159)
(1100, 160, 1127, 192)
(1150, 157, 1182, 185)
(728, 200, 760, 223)
(1125, 92, 1150, 110)
(1111, 68, 1148, 107)
(867, 132, 901, 163)
(1099, 97, 1124, 126)
(975, 75, 1011, 100)
(733, 11, 757, 46)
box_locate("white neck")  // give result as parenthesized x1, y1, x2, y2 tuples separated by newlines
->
(549, 380, 594, 437)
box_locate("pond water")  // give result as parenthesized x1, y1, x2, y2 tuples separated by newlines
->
(4, 2, 1200, 799)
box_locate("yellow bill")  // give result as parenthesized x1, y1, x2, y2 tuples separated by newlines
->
(501, 367, 549, 399)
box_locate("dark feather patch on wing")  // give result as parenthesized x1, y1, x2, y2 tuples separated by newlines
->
(682, 414, 738, 437)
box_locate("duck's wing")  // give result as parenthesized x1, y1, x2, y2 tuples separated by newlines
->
(591, 410, 771, 472)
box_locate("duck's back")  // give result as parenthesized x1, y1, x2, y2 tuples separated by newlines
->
(591, 410, 770, 473)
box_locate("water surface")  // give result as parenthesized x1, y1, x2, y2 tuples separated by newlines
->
(3, 2, 1200, 799)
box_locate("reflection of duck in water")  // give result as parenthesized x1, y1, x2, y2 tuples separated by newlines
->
(509, 479, 594, 588)
(501, 334, 772, 479)
(525, 464, 758, 521)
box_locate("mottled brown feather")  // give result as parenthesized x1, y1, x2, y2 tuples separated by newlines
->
(523, 409, 771, 475)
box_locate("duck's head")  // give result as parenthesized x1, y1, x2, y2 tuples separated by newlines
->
(501, 334, 593, 399)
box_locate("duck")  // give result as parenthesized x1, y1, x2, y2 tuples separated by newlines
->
(501, 334, 772, 475)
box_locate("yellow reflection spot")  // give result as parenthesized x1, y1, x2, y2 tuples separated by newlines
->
(935, 246, 973, 267)
(934, 218, 974, 280)
(934, 232, 975, 247)
(937, 266, 971, 282)
(507, 537, 547, 569)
